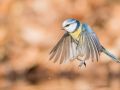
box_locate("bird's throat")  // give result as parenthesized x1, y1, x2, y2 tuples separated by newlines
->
(69, 26, 82, 41)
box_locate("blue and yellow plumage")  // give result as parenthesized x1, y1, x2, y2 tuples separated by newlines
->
(69, 25, 82, 40)
(50, 18, 120, 67)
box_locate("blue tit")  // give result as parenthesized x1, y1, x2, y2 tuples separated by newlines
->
(49, 18, 120, 67)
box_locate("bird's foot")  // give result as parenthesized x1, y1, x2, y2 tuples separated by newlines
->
(78, 60, 86, 67)
(76, 58, 86, 67)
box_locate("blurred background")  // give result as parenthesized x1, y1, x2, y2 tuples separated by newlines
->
(0, 0, 120, 90)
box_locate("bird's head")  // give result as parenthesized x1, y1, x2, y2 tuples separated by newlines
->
(62, 18, 80, 33)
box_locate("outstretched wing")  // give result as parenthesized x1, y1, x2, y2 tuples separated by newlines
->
(79, 24, 102, 61)
(49, 32, 79, 64)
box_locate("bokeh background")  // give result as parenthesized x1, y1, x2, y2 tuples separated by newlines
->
(0, 0, 120, 90)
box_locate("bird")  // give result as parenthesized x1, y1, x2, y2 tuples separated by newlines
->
(49, 18, 120, 67)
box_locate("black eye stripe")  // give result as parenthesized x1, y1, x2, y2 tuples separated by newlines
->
(65, 24, 70, 27)
(65, 22, 75, 27)
(64, 20, 78, 28)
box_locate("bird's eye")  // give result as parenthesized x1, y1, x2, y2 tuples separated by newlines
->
(65, 24, 70, 27)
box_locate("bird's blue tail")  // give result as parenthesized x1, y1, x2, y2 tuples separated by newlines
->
(102, 46, 120, 63)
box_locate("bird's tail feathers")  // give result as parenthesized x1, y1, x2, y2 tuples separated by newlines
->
(102, 46, 120, 63)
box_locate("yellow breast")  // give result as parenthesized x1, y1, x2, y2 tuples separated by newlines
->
(69, 25, 82, 41)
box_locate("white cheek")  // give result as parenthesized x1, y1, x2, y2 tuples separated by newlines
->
(66, 23, 77, 32)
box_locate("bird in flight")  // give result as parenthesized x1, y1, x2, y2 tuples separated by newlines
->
(49, 18, 120, 67)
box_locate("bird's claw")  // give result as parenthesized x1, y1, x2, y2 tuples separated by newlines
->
(78, 60, 86, 67)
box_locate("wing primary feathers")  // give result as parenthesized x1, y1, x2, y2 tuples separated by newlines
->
(70, 36, 75, 59)
(49, 33, 69, 54)
(63, 37, 67, 63)
(53, 39, 63, 63)
(49, 32, 69, 61)
(91, 33, 101, 55)
(92, 34, 102, 52)
(49, 37, 63, 60)
(81, 34, 84, 55)
(86, 33, 94, 61)
(89, 34, 99, 61)
(49, 45, 60, 60)
(49, 39, 62, 54)
(65, 36, 69, 62)
(77, 33, 82, 56)
(85, 33, 91, 60)
(59, 38, 66, 64)
(84, 33, 90, 60)
(82, 33, 86, 55)
(64, 38, 67, 62)
(50, 32, 79, 64)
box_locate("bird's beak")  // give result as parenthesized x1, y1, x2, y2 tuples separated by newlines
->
(61, 28, 64, 30)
